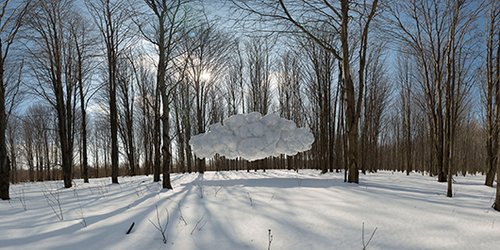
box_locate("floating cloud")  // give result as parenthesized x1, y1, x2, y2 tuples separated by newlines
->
(189, 112, 315, 161)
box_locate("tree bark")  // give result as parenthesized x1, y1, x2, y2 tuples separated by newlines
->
(153, 93, 161, 182)
(485, 0, 499, 187)
(161, 104, 172, 189)
(78, 64, 89, 183)
(340, 0, 359, 183)
(0, 67, 10, 199)
(495, 162, 500, 211)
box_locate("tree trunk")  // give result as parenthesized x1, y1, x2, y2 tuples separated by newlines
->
(9, 128, 17, 184)
(340, 2, 358, 182)
(153, 94, 161, 182)
(126, 112, 135, 176)
(79, 73, 89, 183)
(161, 93, 172, 190)
(174, 96, 185, 173)
(495, 157, 500, 211)
(492, 1, 500, 211)
(485, 160, 497, 186)
(0, 71, 10, 200)
(485, 1, 499, 187)
(110, 63, 119, 184)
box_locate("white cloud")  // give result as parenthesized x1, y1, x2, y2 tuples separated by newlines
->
(189, 112, 314, 161)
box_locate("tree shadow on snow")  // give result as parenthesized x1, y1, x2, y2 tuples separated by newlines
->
(190, 177, 344, 189)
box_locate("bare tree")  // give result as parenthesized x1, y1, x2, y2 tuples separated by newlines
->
(486, 0, 500, 211)
(92, 115, 112, 177)
(388, 1, 481, 193)
(277, 49, 304, 171)
(224, 40, 244, 117)
(26, 0, 80, 188)
(135, 60, 155, 176)
(86, 0, 134, 184)
(397, 55, 413, 176)
(69, 13, 97, 183)
(116, 52, 139, 176)
(485, 0, 500, 188)
(21, 111, 35, 182)
(184, 24, 233, 173)
(244, 37, 274, 172)
(6, 116, 19, 183)
(245, 37, 273, 116)
(218, 40, 244, 172)
(141, 0, 190, 188)
(233, 0, 379, 183)
(301, 37, 335, 174)
(0, 0, 30, 199)
(361, 46, 390, 174)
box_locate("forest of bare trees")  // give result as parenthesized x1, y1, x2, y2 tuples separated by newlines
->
(0, 0, 499, 211)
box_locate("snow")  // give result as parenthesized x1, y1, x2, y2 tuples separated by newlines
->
(189, 112, 315, 161)
(1, 170, 499, 250)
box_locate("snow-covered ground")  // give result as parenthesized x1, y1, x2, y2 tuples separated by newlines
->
(1, 170, 499, 250)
